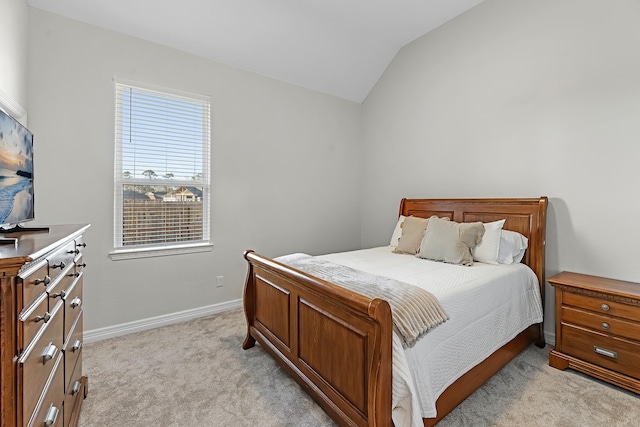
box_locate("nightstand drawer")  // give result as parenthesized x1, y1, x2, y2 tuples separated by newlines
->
(564, 292, 640, 322)
(561, 324, 640, 380)
(562, 306, 640, 342)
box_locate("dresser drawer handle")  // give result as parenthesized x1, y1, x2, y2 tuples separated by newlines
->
(593, 346, 617, 359)
(35, 312, 51, 323)
(601, 303, 610, 311)
(44, 405, 59, 426)
(70, 297, 82, 308)
(71, 380, 82, 396)
(34, 275, 51, 286)
(52, 290, 66, 299)
(601, 322, 610, 330)
(76, 242, 87, 248)
(42, 343, 58, 363)
(72, 339, 82, 352)
(51, 261, 66, 269)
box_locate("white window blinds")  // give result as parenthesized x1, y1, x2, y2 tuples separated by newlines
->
(114, 79, 211, 251)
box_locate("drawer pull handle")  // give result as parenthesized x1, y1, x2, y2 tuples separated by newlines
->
(70, 297, 82, 308)
(77, 262, 87, 268)
(35, 312, 51, 323)
(34, 275, 51, 286)
(76, 242, 86, 248)
(51, 261, 66, 269)
(71, 380, 82, 395)
(42, 343, 58, 363)
(72, 339, 82, 352)
(593, 346, 617, 359)
(601, 322, 610, 330)
(67, 272, 80, 278)
(601, 303, 610, 311)
(44, 405, 59, 426)
(52, 290, 66, 299)
(67, 249, 80, 254)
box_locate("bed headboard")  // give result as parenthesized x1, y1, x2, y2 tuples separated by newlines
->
(398, 197, 548, 290)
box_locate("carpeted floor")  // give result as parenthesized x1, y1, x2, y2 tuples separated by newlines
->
(79, 309, 639, 427)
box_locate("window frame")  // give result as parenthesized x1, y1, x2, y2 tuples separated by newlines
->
(110, 78, 212, 260)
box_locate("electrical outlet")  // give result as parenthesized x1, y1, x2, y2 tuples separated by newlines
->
(216, 275, 224, 287)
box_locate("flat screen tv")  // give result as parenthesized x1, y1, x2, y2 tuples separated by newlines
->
(0, 108, 34, 228)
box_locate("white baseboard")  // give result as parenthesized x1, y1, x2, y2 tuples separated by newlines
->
(83, 299, 243, 344)
(544, 330, 556, 347)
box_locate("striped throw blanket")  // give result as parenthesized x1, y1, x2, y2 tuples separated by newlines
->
(276, 253, 449, 348)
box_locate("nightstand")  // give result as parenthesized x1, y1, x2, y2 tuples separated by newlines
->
(548, 271, 640, 393)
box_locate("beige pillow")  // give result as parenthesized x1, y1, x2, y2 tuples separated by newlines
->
(418, 217, 485, 266)
(392, 216, 430, 254)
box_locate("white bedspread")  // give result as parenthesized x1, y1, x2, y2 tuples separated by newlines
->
(318, 246, 543, 427)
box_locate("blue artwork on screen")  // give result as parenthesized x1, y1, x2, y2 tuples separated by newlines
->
(0, 109, 34, 226)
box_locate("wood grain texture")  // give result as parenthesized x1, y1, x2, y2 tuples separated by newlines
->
(243, 198, 548, 426)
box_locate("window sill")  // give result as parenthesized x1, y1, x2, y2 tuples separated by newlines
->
(109, 242, 213, 260)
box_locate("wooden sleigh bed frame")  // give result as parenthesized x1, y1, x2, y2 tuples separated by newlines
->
(242, 197, 548, 426)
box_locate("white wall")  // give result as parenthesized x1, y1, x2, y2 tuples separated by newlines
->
(0, 0, 29, 109)
(362, 0, 640, 339)
(28, 9, 362, 331)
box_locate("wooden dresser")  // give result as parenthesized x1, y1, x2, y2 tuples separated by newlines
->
(549, 271, 640, 393)
(0, 224, 90, 427)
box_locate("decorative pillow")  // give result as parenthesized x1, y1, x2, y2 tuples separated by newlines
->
(392, 216, 430, 255)
(389, 215, 406, 247)
(472, 219, 506, 264)
(417, 217, 485, 266)
(497, 230, 528, 264)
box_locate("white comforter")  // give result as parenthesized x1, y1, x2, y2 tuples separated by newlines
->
(318, 246, 544, 427)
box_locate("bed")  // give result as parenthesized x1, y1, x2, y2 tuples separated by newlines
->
(242, 197, 548, 426)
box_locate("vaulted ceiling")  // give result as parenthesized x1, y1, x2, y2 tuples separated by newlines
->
(27, 0, 484, 102)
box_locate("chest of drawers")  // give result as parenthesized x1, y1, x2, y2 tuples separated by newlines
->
(548, 271, 640, 393)
(0, 225, 89, 426)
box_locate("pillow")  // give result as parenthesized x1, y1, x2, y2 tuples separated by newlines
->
(392, 216, 430, 255)
(472, 219, 506, 264)
(497, 230, 528, 264)
(389, 215, 406, 247)
(418, 217, 485, 266)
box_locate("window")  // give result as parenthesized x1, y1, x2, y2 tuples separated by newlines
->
(112, 78, 211, 259)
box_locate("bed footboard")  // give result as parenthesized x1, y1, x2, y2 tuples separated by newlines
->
(242, 250, 393, 427)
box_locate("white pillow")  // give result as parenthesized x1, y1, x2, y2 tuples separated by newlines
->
(472, 219, 506, 264)
(389, 215, 406, 247)
(497, 230, 528, 264)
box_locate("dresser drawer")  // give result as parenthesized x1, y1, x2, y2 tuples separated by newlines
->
(74, 253, 86, 276)
(19, 301, 64, 424)
(19, 293, 51, 352)
(562, 306, 640, 342)
(46, 264, 76, 305)
(27, 353, 64, 427)
(561, 324, 640, 380)
(20, 260, 52, 309)
(63, 310, 83, 392)
(64, 349, 84, 427)
(63, 276, 83, 340)
(563, 292, 640, 322)
(46, 242, 77, 284)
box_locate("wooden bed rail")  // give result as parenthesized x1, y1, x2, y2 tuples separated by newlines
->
(242, 250, 393, 426)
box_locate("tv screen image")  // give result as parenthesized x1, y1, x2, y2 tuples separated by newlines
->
(0, 108, 34, 226)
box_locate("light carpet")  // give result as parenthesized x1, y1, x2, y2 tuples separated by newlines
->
(79, 309, 639, 426)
